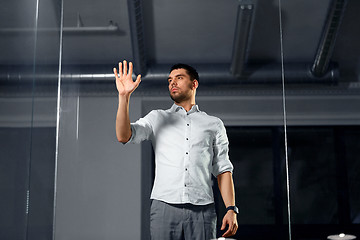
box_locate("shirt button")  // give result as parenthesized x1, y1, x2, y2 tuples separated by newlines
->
(186, 152, 188, 154)
(184, 184, 187, 187)
(185, 168, 188, 171)
(187, 124, 189, 126)
(186, 138, 189, 140)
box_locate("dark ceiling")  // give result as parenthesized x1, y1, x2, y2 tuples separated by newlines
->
(0, 0, 359, 87)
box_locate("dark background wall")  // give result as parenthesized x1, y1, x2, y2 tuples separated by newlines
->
(0, 127, 55, 240)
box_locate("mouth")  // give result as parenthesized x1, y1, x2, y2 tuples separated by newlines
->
(171, 88, 179, 93)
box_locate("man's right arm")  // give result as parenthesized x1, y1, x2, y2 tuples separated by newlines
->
(114, 60, 141, 143)
(116, 94, 132, 142)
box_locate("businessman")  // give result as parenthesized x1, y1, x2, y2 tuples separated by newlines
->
(114, 60, 238, 239)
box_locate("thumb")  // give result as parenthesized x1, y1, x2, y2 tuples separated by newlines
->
(221, 219, 227, 230)
(135, 74, 141, 86)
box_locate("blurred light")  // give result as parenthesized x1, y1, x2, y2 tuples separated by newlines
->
(327, 233, 357, 240)
(211, 238, 236, 240)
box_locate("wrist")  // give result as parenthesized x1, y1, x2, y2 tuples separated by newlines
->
(118, 93, 131, 103)
(226, 206, 239, 214)
(118, 92, 131, 98)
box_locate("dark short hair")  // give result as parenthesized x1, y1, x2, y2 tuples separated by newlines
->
(170, 63, 199, 82)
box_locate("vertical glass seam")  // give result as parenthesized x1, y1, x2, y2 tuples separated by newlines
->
(52, 0, 64, 239)
(278, 0, 292, 240)
(25, 0, 40, 238)
(76, 95, 80, 140)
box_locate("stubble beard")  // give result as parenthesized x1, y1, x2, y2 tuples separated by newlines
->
(169, 91, 191, 104)
(169, 81, 194, 104)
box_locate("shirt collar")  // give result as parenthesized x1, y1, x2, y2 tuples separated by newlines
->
(170, 103, 200, 114)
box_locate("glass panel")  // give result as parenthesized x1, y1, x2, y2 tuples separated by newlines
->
(0, 0, 62, 240)
(282, 0, 360, 239)
(0, 0, 39, 239)
(27, 0, 62, 239)
(343, 127, 360, 224)
(287, 127, 338, 225)
(53, 0, 136, 239)
(53, 1, 287, 240)
(222, 127, 275, 224)
(213, 126, 291, 239)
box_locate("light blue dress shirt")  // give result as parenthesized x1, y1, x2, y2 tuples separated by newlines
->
(128, 103, 233, 205)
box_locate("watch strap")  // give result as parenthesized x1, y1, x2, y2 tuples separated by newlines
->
(226, 205, 239, 214)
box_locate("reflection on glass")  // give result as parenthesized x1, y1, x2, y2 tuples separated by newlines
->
(2, 0, 355, 239)
(0, 0, 39, 239)
(0, 0, 62, 239)
(54, 0, 287, 239)
(282, 0, 360, 238)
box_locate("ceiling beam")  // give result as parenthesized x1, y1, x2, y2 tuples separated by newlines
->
(230, 1, 255, 77)
(127, 0, 148, 76)
(311, 0, 348, 77)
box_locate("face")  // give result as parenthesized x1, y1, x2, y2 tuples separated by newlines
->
(168, 68, 197, 103)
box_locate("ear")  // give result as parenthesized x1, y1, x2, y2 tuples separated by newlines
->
(192, 79, 199, 90)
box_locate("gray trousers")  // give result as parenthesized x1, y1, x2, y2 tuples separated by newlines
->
(150, 199, 217, 240)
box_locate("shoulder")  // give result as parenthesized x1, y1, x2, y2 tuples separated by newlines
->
(146, 109, 165, 116)
(143, 109, 169, 120)
(198, 110, 224, 125)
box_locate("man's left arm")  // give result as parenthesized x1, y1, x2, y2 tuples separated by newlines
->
(217, 171, 238, 237)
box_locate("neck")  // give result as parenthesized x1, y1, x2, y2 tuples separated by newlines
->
(175, 99, 196, 112)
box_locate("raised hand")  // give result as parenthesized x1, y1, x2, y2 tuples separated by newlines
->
(113, 60, 141, 96)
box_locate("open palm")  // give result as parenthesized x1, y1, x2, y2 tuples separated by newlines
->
(113, 60, 141, 96)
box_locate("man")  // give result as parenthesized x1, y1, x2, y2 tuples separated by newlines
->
(114, 60, 238, 239)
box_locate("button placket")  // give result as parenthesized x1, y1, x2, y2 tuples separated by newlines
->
(184, 114, 191, 192)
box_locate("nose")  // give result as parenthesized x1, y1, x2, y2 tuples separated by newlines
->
(171, 79, 177, 86)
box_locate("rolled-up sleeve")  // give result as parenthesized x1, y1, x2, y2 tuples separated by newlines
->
(212, 119, 233, 176)
(126, 111, 154, 144)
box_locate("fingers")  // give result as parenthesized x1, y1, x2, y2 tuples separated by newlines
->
(113, 67, 118, 79)
(129, 61, 133, 76)
(222, 228, 232, 237)
(221, 217, 238, 237)
(221, 220, 232, 237)
(118, 62, 123, 77)
(220, 220, 226, 231)
(116, 60, 134, 75)
(123, 60, 128, 75)
(115, 60, 140, 82)
(113, 62, 123, 80)
(222, 223, 237, 237)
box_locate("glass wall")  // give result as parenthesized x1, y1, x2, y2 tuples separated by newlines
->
(1, 1, 359, 240)
(0, 0, 62, 239)
(52, 0, 140, 239)
(283, 0, 360, 239)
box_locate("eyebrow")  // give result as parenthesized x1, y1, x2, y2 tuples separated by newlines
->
(168, 74, 186, 80)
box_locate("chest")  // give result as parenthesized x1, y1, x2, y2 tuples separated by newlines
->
(151, 113, 216, 148)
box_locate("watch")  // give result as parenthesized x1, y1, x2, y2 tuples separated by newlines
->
(226, 206, 239, 214)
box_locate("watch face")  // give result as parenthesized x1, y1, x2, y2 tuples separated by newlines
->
(233, 206, 239, 214)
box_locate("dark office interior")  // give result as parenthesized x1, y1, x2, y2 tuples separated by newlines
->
(1, 0, 359, 239)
